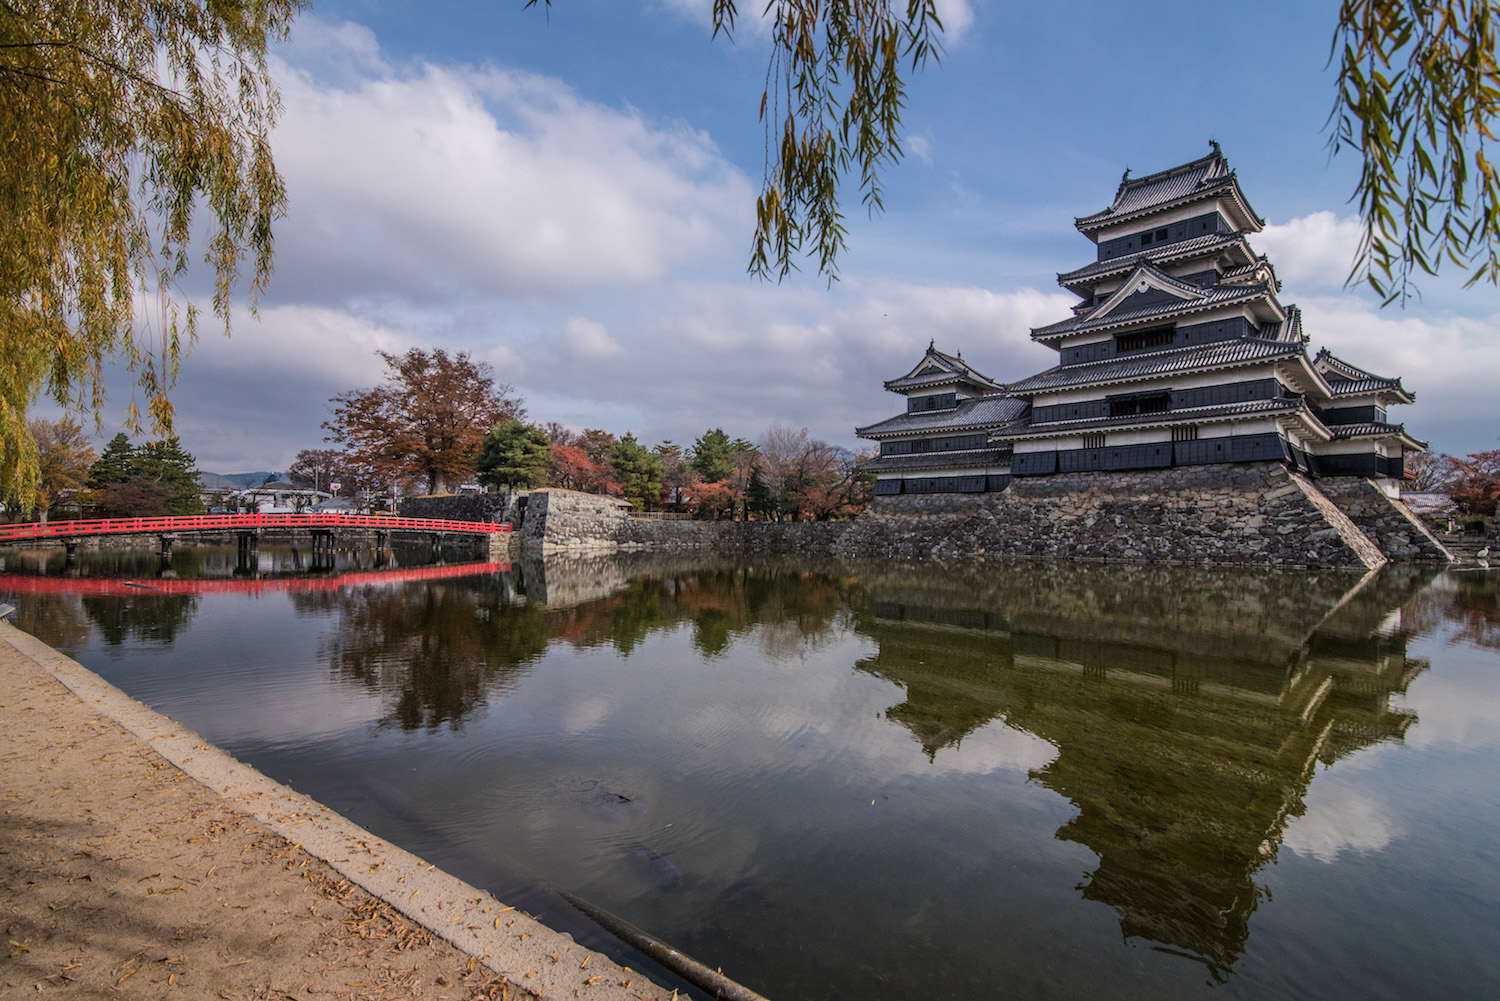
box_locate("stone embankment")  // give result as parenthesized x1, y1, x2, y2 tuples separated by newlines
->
(1315, 476, 1453, 563)
(521, 489, 844, 554)
(412, 464, 1450, 570)
(834, 463, 1445, 570)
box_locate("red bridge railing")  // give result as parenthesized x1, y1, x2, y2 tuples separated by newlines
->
(0, 513, 513, 542)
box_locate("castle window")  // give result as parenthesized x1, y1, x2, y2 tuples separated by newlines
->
(908, 392, 958, 413)
(1082, 433, 1106, 449)
(1108, 392, 1170, 418)
(1115, 326, 1175, 353)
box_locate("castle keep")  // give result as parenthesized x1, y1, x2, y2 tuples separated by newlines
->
(849, 145, 1449, 569)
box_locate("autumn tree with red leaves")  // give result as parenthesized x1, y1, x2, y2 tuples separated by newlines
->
(549, 444, 615, 494)
(324, 349, 524, 494)
(1444, 449, 1500, 517)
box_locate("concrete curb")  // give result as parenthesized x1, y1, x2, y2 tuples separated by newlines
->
(0, 622, 672, 1001)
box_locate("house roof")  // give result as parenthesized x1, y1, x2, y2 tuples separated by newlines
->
(1403, 492, 1457, 515)
(885, 341, 1006, 393)
(1313, 348, 1415, 402)
(1074, 143, 1265, 236)
(1006, 337, 1303, 395)
(856, 395, 1030, 438)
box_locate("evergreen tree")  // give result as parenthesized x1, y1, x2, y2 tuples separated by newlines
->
(747, 463, 774, 521)
(690, 428, 736, 482)
(476, 420, 552, 489)
(609, 433, 664, 511)
(87, 433, 135, 489)
(131, 436, 204, 515)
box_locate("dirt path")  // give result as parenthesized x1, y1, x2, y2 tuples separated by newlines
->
(0, 624, 670, 1000)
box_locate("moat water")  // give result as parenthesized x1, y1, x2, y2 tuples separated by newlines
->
(3, 545, 1498, 1000)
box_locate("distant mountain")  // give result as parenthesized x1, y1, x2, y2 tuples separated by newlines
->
(209, 471, 283, 488)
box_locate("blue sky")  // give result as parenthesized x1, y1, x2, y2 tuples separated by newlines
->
(85, 1, 1500, 471)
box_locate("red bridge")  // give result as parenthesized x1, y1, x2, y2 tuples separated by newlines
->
(0, 513, 512, 544)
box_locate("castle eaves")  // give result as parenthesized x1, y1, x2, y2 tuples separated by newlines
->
(1006, 338, 1302, 395)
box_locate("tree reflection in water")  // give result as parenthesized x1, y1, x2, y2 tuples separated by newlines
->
(291, 582, 550, 732)
(82, 593, 201, 646)
(301, 554, 854, 732)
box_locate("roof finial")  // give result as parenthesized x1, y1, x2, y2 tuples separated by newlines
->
(1209, 137, 1221, 157)
(928, 337, 935, 351)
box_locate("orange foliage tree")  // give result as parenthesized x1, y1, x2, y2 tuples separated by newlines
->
(324, 349, 524, 494)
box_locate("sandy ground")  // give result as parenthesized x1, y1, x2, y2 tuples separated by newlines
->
(0, 627, 676, 1001)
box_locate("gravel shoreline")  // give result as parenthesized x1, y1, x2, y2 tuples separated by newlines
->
(0, 622, 671, 1000)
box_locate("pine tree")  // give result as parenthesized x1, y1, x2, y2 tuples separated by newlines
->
(131, 437, 203, 515)
(609, 433, 664, 511)
(87, 433, 136, 490)
(476, 420, 552, 489)
(690, 428, 737, 482)
(747, 463, 774, 521)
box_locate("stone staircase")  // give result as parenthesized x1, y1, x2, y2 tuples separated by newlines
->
(1438, 534, 1494, 561)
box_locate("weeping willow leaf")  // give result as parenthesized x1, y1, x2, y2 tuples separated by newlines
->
(1331, 0, 1500, 303)
(0, 0, 303, 506)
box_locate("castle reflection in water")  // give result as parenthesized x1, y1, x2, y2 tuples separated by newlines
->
(852, 561, 1435, 974)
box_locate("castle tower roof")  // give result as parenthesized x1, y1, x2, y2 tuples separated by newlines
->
(883, 340, 1005, 395)
(1074, 142, 1265, 239)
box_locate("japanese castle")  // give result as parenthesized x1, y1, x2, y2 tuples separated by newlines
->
(858, 144, 1423, 496)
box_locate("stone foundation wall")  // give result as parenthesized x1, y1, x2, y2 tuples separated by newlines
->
(515, 468, 1450, 570)
(833, 463, 1390, 570)
(399, 494, 508, 524)
(521, 489, 846, 554)
(1316, 478, 1452, 563)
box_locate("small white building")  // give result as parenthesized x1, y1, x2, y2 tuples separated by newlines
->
(240, 482, 329, 513)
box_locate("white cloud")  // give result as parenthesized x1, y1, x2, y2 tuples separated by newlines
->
(934, 0, 975, 41)
(564, 317, 625, 359)
(1295, 295, 1500, 455)
(268, 21, 753, 306)
(1283, 779, 1397, 863)
(1257, 211, 1364, 290)
(513, 279, 1067, 448)
(164, 304, 411, 470)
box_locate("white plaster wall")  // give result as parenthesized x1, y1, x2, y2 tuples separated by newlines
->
(1091, 198, 1238, 242)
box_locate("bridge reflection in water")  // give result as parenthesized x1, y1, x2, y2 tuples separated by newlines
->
(851, 561, 1435, 976)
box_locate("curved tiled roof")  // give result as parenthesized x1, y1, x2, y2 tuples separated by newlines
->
(856, 395, 1030, 438)
(885, 343, 1004, 393)
(1329, 421, 1405, 440)
(1006, 338, 1302, 395)
(1008, 397, 1306, 438)
(1074, 146, 1265, 234)
(1313, 348, 1412, 400)
(1032, 281, 1271, 339)
(1057, 232, 1250, 287)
